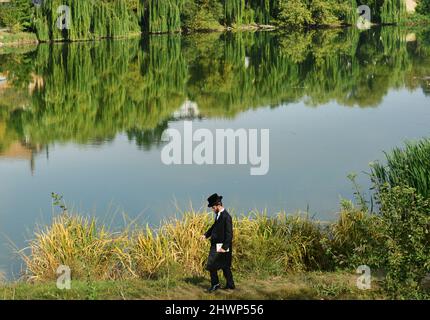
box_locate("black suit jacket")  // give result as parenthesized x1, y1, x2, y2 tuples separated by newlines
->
(204, 209, 233, 251)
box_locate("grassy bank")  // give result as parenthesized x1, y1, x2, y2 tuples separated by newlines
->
(0, 30, 38, 47)
(0, 272, 385, 300)
(3, 195, 429, 299)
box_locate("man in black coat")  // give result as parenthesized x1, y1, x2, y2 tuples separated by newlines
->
(202, 193, 235, 292)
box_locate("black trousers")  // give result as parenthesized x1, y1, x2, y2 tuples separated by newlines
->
(210, 267, 235, 287)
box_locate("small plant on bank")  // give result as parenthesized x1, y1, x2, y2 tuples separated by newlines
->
(376, 185, 430, 298)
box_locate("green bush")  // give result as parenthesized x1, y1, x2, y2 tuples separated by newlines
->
(275, 0, 354, 28)
(377, 185, 430, 298)
(276, 0, 313, 28)
(309, 0, 342, 26)
(326, 202, 384, 270)
(181, 0, 224, 31)
(0, 0, 33, 32)
(325, 186, 430, 298)
(417, 0, 430, 15)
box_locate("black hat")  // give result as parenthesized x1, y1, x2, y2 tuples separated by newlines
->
(207, 193, 223, 207)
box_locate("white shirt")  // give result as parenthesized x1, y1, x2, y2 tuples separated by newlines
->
(216, 208, 224, 221)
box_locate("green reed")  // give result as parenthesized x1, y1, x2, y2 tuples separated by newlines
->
(371, 138, 430, 199)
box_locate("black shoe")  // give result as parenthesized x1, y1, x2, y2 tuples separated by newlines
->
(207, 284, 220, 293)
(222, 285, 236, 290)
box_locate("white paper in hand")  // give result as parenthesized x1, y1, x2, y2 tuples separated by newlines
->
(216, 243, 230, 252)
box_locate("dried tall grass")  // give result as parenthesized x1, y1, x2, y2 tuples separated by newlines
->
(19, 209, 373, 282)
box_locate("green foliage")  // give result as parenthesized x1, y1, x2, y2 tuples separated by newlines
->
(33, 0, 140, 41)
(380, 0, 406, 24)
(247, 0, 273, 24)
(347, 172, 369, 212)
(275, 0, 407, 28)
(1, 0, 409, 40)
(332, 139, 430, 297)
(142, 0, 184, 33)
(181, 0, 224, 31)
(0, 0, 33, 32)
(310, 0, 342, 26)
(224, 0, 245, 25)
(370, 139, 430, 199)
(277, 0, 313, 28)
(355, 0, 406, 24)
(326, 204, 384, 269)
(319, 184, 430, 298)
(417, 0, 430, 15)
(377, 185, 430, 298)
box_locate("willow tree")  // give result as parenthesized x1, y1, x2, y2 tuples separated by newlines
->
(355, 0, 406, 24)
(345, 0, 358, 25)
(224, 0, 245, 25)
(139, 0, 184, 33)
(33, 0, 140, 41)
(380, 0, 406, 24)
(246, 0, 273, 24)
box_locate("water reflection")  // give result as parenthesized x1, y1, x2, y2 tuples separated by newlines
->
(1, 27, 430, 163)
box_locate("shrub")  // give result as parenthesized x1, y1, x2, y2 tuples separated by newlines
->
(326, 202, 384, 270)
(376, 185, 430, 298)
(276, 0, 313, 28)
(417, 0, 430, 15)
(309, 0, 341, 26)
(0, 0, 33, 32)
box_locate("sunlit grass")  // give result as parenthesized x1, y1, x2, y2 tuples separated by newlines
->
(0, 271, 385, 300)
(18, 208, 379, 283)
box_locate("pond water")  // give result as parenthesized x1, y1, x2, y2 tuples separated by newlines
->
(1, 27, 430, 278)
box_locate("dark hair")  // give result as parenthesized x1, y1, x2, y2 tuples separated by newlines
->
(216, 201, 223, 206)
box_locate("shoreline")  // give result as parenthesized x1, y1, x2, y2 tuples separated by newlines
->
(0, 31, 38, 47)
(0, 208, 428, 299)
(0, 271, 386, 300)
(1, 18, 429, 48)
(0, 210, 387, 300)
(0, 24, 277, 47)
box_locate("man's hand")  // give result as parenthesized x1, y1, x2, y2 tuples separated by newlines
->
(201, 235, 206, 240)
(217, 247, 227, 253)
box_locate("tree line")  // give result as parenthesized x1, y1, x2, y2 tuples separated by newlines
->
(1, 0, 425, 40)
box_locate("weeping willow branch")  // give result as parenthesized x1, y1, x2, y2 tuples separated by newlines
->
(28, 0, 411, 41)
